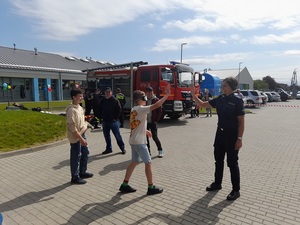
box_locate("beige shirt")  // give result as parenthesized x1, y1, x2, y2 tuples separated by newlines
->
(66, 104, 87, 144)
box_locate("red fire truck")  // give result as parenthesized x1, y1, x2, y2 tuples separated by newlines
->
(85, 61, 201, 119)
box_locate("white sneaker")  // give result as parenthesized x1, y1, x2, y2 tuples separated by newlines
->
(158, 150, 164, 158)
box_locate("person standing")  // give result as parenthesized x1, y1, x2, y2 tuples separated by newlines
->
(91, 88, 103, 128)
(145, 86, 164, 158)
(119, 85, 170, 195)
(191, 77, 245, 201)
(115, 88, 126, 128)
(236, 89, 244, 99)
(66, 89, 93, 185)
(84, 89, 93, 116)
(99, 87, 126, 155)
(204, 89, 212, 117)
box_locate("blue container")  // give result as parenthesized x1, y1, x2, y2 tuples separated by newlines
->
(201, 73, 222, 97)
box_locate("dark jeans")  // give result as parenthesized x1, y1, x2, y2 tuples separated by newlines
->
(102, 120, 125, 151)
(70, 133, 89, 179)
(213, 128, 240, 191)
(147, 122, 162, 152)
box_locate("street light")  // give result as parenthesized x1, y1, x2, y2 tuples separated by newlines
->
(238, 62, 243, 88)
(180, 43, 187, 63)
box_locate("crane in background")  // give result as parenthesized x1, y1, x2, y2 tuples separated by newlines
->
(290, 69, 298, 98)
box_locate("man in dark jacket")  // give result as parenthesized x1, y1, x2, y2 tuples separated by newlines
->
(145, 86, 164, 158)
(99, 87, 126, 155)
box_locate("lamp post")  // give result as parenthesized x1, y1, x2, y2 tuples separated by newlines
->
(180, 43, 187, 63)
(238, 62, 243, 88)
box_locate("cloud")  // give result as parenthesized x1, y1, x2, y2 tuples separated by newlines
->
(250, 31, 300, 44)
(150, 36, 218, 52)
(11, 0, 180, 41)
(186, 52, 251, 67)
(10, 0, 300, 42)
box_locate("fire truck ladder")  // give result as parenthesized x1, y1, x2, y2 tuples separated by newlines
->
(82, 61, 148, 72)
(290, 69, 298, 98)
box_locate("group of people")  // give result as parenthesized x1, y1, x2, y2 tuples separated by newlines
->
(190, 89, 212, 118)
(66, 76, 245, 200)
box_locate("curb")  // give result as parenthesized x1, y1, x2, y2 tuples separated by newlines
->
(0, 139, 69, 159)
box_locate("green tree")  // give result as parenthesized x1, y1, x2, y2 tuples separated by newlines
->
(254, 80, 268, 90)
(262, 76, 277, 90)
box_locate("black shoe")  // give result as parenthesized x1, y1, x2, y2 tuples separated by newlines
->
(102, 149, 113, 155)
(121, 149, 126, 155)
(206, 182, 222, 191)
(227, 190, 240, 201)
(71, 177, 87, 185)
(79, 172, 93, 179)
(119, 184, 137, 193)
(147, 186, 163, 195)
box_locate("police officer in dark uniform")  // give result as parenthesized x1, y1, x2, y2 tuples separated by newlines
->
(191, 77, 245, 201)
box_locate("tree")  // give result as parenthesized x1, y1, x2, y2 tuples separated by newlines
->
(262, 76, 277, 90)
(254, 80, 268, 90)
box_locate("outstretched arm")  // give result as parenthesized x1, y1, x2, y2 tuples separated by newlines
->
(190, 84, 212, 108)
(150, 85, 171, 111)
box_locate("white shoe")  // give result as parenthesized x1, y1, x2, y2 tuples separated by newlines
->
(158, 150, 164, 158)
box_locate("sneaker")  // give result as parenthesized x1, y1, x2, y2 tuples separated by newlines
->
(147, 185, 163, 195)
(227, 190, 240, 201)
(71, 177, 87, 185)
(121, 149, 126, 155)
(206, 182, 222, 191)
(79, 172, 93, 179)
(158, 150, 164, 158)
(102, 149, 113, 155)
(119, 184, 137, 193)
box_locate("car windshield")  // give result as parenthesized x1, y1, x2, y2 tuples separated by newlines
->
(178, 71, 193, 87)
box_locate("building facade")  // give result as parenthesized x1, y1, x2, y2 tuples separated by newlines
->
(0, 46, 110, 102)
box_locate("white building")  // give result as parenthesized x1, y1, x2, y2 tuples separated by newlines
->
(206, 67, 254, 90)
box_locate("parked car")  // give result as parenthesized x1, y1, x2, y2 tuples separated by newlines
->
(240, 90, 263, 107)
(270, 92, 281, 101)
(275, 88, 290, 101)
(260, 92, 268, 104)
(264, 92, 274, 102)
(296, 91, 300, 99)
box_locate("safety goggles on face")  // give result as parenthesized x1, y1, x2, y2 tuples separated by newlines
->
(142, 95, 148, 101)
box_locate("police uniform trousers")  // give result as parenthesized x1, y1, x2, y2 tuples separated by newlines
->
(213, 127, 240, 191)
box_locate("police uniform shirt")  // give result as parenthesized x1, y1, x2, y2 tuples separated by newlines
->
(209, 93, 245, 130)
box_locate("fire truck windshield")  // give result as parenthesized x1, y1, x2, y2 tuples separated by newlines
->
(178, 72, 193, 87)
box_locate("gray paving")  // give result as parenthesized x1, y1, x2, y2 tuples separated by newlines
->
(1, 100, 300, 225)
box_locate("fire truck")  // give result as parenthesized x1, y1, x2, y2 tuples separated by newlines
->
(85, 61, 201, 120)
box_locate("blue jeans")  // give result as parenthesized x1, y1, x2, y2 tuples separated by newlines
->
(70, 134, 89, 179)
(102, 120, 125, 151)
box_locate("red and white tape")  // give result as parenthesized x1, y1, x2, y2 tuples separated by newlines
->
(245, 104, 300, 108)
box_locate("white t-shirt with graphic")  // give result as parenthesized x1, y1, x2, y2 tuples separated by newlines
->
(129, 105, 151, 145)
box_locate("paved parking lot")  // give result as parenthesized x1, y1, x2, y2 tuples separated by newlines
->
(0, 100, 300, 225)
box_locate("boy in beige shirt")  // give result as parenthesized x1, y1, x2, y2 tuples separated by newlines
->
(66, 89, 93, 184)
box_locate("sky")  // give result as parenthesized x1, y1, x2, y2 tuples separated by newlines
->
(1, 0, 300, 85)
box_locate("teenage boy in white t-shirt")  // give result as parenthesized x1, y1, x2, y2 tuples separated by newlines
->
(119, 85, 170, 195)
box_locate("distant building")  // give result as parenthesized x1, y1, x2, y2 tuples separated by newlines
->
(206, 67, 254, 90)
(0, 45, 111, 102)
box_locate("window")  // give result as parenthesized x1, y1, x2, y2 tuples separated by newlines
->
(141, 70, 151, 82)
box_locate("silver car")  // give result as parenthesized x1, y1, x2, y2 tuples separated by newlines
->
(240, 90, 263, 107)
(270, 92, 281, 101)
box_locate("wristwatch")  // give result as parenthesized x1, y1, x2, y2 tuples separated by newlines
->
(237, 137, 243, 141)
